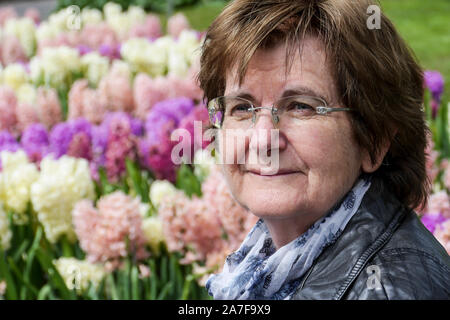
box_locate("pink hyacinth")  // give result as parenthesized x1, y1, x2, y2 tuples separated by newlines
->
(427, 191, 450, 218)
(444, 163, 450, 191)
(37, 31, 81, 55)
(73, 191, 148, 270)
(425, 134, 440, 186)
(36, 87, 62, 130)
(159, 165, 257, 267)
(167, 13, 191, 38)
(82, 88, 108, 124)
(0, 7, 17, 27)
(98, 64, 134, 114)
(104, 113, 138, 183)
(1, 35, 27, 65)
(202, 166, 258, 248)
(68, 80, 107, 124)
(168, 72, 203, 103)
(133, 73, 168, 120)
(16, 102, 39, 132)
(81, 23, 119, 51)
(434, 220, 450, 254)
(127, 14, 162, 40)
(68, 79, 88, 120)
(159, 190, 223, 264)
(0, 86, 18, 135)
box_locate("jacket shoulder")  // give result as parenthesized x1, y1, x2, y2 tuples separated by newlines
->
(344, 211, 450, 300)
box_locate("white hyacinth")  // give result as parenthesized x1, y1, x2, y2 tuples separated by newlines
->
(53, 257, 105, 294)
(30, 46, 81, 88)
(142, 216, 165, 255)
(81, 52, 110, 87)
(2, 63, 29, 90)
(4, 17, 36, 58)
(31, 156, 95, 243)
(0, 151, 39, 224)
(149, 180, 177, 208)
(0, 203, 12, 250)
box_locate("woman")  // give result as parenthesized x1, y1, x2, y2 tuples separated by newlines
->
(198, 0, 450, 299)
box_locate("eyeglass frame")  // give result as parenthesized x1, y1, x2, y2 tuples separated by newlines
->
(207, 94, 353, 129)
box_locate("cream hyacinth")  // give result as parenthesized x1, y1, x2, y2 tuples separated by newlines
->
(53, 257, 105, 294)
(31, 155, 95, 243)
(0, 150, 39, 224)
(2, 63, 29, 90)
(142, 216, 165, 255)
(149, 180, 177, 208)
(0, 202, 12, 250)
(80, 52, 110, 87)
(3, 17, 36, 57)
(29, 46, 81, 88)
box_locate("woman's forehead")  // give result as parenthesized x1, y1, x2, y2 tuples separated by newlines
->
(224, 38, 336, 103)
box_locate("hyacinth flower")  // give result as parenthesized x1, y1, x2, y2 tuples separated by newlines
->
(0, 130, 20, 169)
(30, 155, 95, 243)
(424, 70, 444, 119)
(49, 118, 93, 160)
(0, 150, 39, 224)
(72, 191, 148, 271)
(20, 123, 50, 164)
(139, 97, 195, 181)
(102, 112, 139, 183)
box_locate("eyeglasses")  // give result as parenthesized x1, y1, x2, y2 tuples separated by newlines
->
(207, 95, 352, 129)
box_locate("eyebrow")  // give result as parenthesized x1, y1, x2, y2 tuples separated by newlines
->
(227, 86, 329, 104)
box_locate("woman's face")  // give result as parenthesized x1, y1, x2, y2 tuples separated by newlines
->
(221, 37, 368, 223)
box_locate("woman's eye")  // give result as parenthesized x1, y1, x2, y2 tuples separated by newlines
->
(290, 102, 314, 110)
(288, 102, 314, 111)
(231, 104, 251, 114)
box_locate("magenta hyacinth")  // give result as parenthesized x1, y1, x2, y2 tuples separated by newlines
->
(103, 112, 138, 183)
(421, 213, 446, 234)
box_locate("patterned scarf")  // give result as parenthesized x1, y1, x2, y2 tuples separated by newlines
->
(206, 174, 372, 300)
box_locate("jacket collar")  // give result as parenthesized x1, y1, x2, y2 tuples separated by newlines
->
(292, 179, 408, 299)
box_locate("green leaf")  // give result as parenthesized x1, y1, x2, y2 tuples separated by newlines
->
(35, 248, 76, 300)
(131, 265, 139, 300)
(107, 274, 119, 300)
(7, 256, 39, 297)
(12, 239, 30, 262)
(157, 282, 173, 300)
(37, 284, 52, 300)
(175, 163, 202, 198)
(0, 249, 18, 299)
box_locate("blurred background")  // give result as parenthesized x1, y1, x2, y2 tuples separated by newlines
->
(0, 0, 448, 300)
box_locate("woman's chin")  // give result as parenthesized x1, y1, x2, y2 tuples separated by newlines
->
(244, 197, 303, 219)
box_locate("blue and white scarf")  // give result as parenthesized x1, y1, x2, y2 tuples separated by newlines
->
(206, 174, 372, 300)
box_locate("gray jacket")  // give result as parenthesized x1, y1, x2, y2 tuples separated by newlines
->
(292, 180, 450, 300)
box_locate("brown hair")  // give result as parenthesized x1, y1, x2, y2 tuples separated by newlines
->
(198, 0, 431, 211)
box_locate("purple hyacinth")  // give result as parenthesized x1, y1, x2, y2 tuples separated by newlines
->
(424, 71, 444, 101)
(424, 70, 445, 118)
(421, 212, 446, 234)
(145, 97, 195, 142)
(77, 45, 92, 56)
(49, 118, 93, 158)
(0, 130, 20, 170)
(21, 123, 50, 163)
(0, 130, 20, 152)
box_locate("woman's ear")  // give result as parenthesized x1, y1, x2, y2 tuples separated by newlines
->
(361, 127, 398, 173)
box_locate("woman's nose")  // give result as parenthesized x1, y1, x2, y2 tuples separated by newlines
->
(249, 110, 286, 154)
